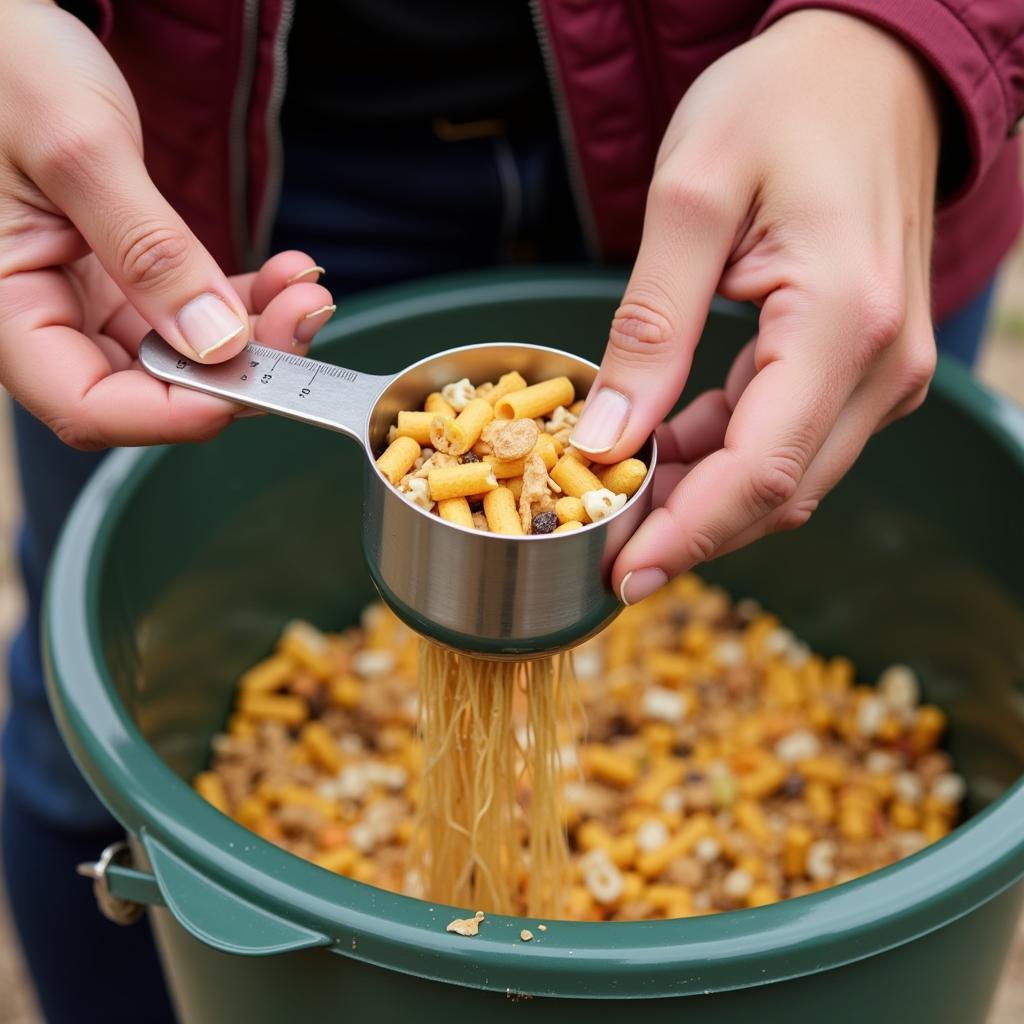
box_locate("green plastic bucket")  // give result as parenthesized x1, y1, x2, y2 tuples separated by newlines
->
(45, 270, 1024, 1022)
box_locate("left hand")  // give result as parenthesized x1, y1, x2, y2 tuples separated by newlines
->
(569, 10, 941, 605)
(0, 248, 333, 448)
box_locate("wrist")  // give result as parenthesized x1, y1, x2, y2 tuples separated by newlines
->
(767, 9, 940, 181)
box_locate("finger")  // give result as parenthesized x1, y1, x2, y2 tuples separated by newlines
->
(570, 160, 746, 462)
(655, 389, 731, 464)
(612, 285, 893, 600)
(651, 462, 692, 507)
(712, 395, 877, 558)
(703, 317, 935, 560)
(250, 251, 326, 313)
(724, 338, 757, 409)
(93, 249, 331, 356)
(252, 282, 335, 353)
(25, 122, 250, 364)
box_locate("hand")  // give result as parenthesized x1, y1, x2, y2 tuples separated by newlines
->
(571, 10, 940, 604)
(0, 1, 335, 448)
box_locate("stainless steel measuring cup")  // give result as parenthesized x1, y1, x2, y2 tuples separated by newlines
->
(140, 334, 656, 658)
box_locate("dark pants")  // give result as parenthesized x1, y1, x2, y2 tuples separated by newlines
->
(0, 120, 999, 1021)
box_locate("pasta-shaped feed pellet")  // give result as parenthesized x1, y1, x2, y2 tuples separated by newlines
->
(599, 459, 648, 498)
(238, 692, 309, 727)
(396, 411, 438, 445)
(534, 432, 560, 465)
(483, 487, 523, 535)
(485, 432, 560, 478)
(485, 370, 528, 406)
(376, 436, 421, 486)
(553, 520, 583, 534)
(194, 771, 230, 813)
(430, 397, 493, 456)
(424, 392, 456, 418)
(495, 376, 574, 420)
(437, 497, 474, 528)
(555, 496, 588, 524)
(428, 461, 498, 501)
(240, 654, 293, 695)
(550, 453, 604, 498)
(430, 417, 459, 453)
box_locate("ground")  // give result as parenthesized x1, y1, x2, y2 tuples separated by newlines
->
(1, 250, 1024, 1020)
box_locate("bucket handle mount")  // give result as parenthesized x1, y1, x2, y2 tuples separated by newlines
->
(78, 836, 331, 956)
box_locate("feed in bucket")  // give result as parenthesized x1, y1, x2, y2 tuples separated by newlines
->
(195, 573, 964, 921)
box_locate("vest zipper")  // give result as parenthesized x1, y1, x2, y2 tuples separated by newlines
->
(528, 0, 602, 261)
(253, 0, 296, 265)
(229, 0, 261, 270)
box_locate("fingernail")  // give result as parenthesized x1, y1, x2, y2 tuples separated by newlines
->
(619, 567, 668, 606)
(570, 388, 631, 454)
(286, 265, 325, 285)
(294, 303, 336, 346)
(177, 293, 245, 358)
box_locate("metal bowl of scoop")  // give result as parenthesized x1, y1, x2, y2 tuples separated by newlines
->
(363, 344, 656, 659)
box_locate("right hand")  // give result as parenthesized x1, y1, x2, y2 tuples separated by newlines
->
(0, 0, 335, 449)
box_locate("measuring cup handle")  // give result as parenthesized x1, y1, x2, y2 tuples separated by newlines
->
(138, 332, 393, 443)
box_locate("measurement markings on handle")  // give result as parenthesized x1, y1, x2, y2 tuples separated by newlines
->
(139, 334, 377, 439)
(300, 366, 319, 398)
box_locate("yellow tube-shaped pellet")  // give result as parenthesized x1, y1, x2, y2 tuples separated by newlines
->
(506, 476, 524, 501)
(427, 416, 457, 451)
(636, 814, 714, 878)
(563, 447, 591, 464)
(428, 461, 498, 500)
(437, 497, 474, 528)
(495, 376, 574, 420)
(554, 496, 588, 524)
(238, 692, 309, 727)
(313, 847, 359, 874)
(240, 654, 292, 695)
(233, 794, 267, 829)
(395, 410, 438, 445)
(634, 761, 685, 806)
(734, 798, 772, 843)
(455, 398, 494, 449)
(646, 884, 694, 913)
(227, 714, 256, 739)
(483, 487, 523, 535)
(430, 397, 493, 456)
(301, 721, 343, 774)
(376, 435, 420, 485)
(486, 432, 559, 478)
(484, 370, 528, 406)
(424, 391, 456, 418)
(534, 431, 560, 464)
(553, 520, 583, 533)
(550, 453, 604, 497)
(194, 771, 230, 814)
(279, 620, 334, 678)
(599, 458, 648, 498)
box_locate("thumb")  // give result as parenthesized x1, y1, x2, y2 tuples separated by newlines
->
(29, 124, 249, 363)
(571, 175, 739, 463)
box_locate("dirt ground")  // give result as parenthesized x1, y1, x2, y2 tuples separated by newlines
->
(1, 248, 1024, 1020)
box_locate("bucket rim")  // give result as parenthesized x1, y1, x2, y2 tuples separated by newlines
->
(44, 270, 1024, 999)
